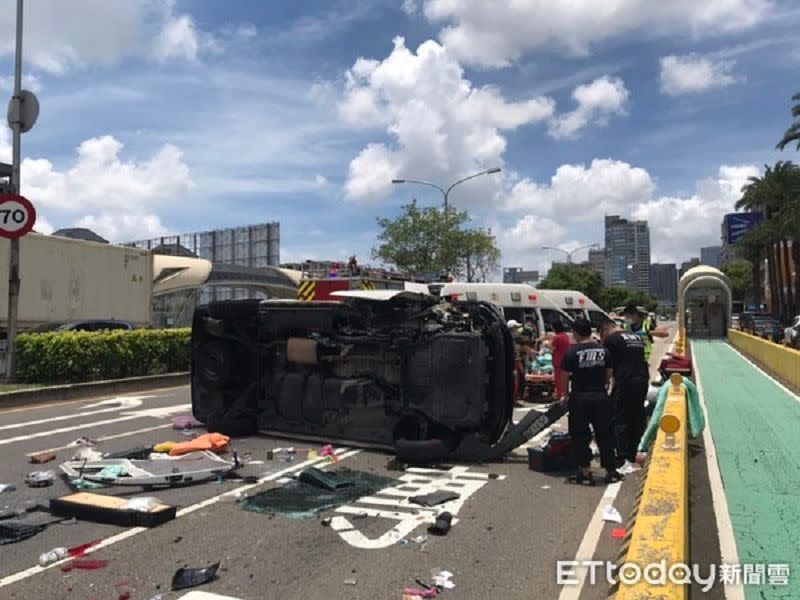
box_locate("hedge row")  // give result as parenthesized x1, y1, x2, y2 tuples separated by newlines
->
(17, 328, 192, 384)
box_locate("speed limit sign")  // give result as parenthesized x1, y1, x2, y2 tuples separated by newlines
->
(0, 194, 36, 239)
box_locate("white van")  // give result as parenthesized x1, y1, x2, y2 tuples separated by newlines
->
(536, 289, 609, 330)
(432, 283, 574, 337)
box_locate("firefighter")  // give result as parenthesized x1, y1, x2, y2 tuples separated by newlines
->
(559, 318, 621, 485)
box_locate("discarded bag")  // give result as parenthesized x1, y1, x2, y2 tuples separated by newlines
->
(427, 512, 453, 536)
(168, 433, 230, 457)
(1, 522, 47, 545)
(25, 470, 55, 487)
(171, 562, 221, 591)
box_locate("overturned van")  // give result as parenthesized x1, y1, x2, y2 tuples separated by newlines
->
(191, 292, 554, 463)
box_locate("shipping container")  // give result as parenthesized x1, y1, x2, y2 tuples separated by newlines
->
(0, 233, 153, 330)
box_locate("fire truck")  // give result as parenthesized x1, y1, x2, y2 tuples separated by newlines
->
(296, 272, 432, 301)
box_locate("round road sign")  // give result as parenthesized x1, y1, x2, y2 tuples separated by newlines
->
(0, 194, 36, 239)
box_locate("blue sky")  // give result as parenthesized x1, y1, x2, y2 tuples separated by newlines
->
(0, 0, 798, 274)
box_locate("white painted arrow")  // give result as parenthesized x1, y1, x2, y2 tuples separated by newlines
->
(0, 396, 151, 432)
(0, 403, 190, 447)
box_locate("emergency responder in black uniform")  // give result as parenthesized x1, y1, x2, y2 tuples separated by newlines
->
(599, 308, 650, 465)
(559, 318, 621, 485)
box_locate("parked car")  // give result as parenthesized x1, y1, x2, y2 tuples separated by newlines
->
(747, 315, 785, 342)
(784, 315, 800, 349)
(28, 319, 134, 333)
(191, 294, 556, 463)
(731, 314, 740, 330)
(739, 311, 768, 332)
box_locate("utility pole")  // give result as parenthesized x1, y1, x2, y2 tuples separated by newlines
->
(5, 0, 24, 381)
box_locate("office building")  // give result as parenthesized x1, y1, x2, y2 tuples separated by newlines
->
(680, 257, 701, 278)
(604, 215, 651, 292)
(587, 248, 607, 275)
(700, 246, 721, 269)
(503, 267, 540, 284)
(649, 263, 678, 306)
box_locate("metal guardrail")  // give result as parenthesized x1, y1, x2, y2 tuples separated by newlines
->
(729, 329, 800, 390)
(613, 373, 688, 600)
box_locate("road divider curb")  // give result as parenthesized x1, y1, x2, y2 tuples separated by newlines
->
(0, 372, 189, 409)
(610, 374, 688, 600)
(729, 329, 800, 390)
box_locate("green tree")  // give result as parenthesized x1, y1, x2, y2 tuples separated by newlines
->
(598, 286, 658, 313)
(538, 264, 604, 302)
(722, 259, 753, 302)
(776, 92, 800, 151)
(372, 200, 500, 281)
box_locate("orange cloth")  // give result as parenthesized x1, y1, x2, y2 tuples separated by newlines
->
(168, 432, 230, 456)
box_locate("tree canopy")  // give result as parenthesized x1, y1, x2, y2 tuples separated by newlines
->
(722, 260, 753, 302)
(372, 200, 500, 281)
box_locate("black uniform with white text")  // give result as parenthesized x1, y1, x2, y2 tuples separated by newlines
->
(561, 341, 615, 471)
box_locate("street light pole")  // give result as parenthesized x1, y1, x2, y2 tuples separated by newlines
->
(541, 243, 600, 264)
(5, 0, 23, 381)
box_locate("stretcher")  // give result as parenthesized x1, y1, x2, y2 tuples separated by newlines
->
(525, 372, 555, 399)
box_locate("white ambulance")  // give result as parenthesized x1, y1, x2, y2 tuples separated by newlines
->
(431, 282, 574, 337)
(536, 289, 609, 330)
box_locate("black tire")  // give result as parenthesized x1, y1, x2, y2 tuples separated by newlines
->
(195, 340, 235, 387)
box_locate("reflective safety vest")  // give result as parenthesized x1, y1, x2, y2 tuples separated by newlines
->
(626, 318, 653, 362)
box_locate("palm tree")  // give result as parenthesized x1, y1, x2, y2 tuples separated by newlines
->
(777, 92, 800, 151)
(736, 161, 800, 317)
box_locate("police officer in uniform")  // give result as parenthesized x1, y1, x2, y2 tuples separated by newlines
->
(622, 304, 668, 365)
(559, 318, 621, 485)
(599, 308, 653, 465)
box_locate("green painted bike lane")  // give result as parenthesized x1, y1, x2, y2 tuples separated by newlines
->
(693, 340, 800, 598)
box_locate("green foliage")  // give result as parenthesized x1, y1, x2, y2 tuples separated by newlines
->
(598, 287, 659, 313)
(538, 264, 604, 301)
(722, 260, 754, 301)
(372, 200, 501, 281)
(17, 328, 191, 384)
(776, 92, 800, 151)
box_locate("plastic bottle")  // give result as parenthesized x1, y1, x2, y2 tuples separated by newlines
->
(39, 547, 68, 566)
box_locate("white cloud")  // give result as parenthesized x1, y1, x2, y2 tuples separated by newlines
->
(315, 174, 329, 186)
(500, 159, 758, 266)
(235, 23, 257, 39)
(33, 216, 54, 235)
(634, 165, 759, 262)
(75, 214, 169, 243)
(339, 37, 554, 202)
(548, 76, 629, 139)
(153, 14, 200, 62)
(0, 74, 43, 93)
(504, 159, 655, 219)
(402, 0, 420, 15)
(420, 0, 772, 67)
(659, 54, 739, 95)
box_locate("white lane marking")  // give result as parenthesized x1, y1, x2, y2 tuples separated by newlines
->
(557, 481, 622, 600)
(83, 396, 153, 409)
(694, 342, 745, 600)
(25, 423, 172, 456)
(725, 341, 800, 403)
(330, 465, 505, 550)
(0, 396, 150, 431)
(0, 385, 187, 415)
(0, 403, 190, 446)
(0, 447, 361, 589)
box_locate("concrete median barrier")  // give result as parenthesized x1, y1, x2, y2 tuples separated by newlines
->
(0, 372, 189, 409)
(729, 329, 800, 390)
(612, 374, 688, 600)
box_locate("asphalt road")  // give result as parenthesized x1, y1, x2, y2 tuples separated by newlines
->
(0, 324, 678, 600)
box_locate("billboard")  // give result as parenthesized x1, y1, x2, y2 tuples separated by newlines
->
(724, 212, 762, 245)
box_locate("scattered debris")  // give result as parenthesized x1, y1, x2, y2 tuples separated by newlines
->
(25, 470, 55, 487)
(307, 449, 318, 459)
(400, 535, 429, 546)
(70, 437, 100, 448)
(344, 577, 358, 585)
(172, 416, 202, 430)
(240, 468, 396, 519)
(266, 450, 274, 461)
(171, 562, 221, 591)
(60, 558, 108, 571)
(0, 483, 16, 493)
(601, 506, 623, 524)
(153, 441, 177, 454)
(409, 491, 459, 507)
(618, 461, 641, 475)
(50, 492, 177, 527)
(320, 444, 335, 457)
(431, 569, 455, 590)
(59, 451, 234, 487)
(541, 485, 551, 490)
(611, 527, 626, 539)
(321, 517, 332, 527)
(168, 433, 230, 457)
(488, 473, 500, 480)
(104, 447, 152, 460)
(403, 587, 439, 598)
(427, 512, 453, 536)
(39, 547, 69, 566)
(71, 447, 103, 461)
(70, 479, 106, 490)
(298, 467, 353, 491)
(29, 452, 56, 464)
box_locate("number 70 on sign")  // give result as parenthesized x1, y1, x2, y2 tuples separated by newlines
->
(0, 194, 36, 240)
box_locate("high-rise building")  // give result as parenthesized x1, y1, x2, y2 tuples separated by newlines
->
(649, 263, 678, 305)
(700, 246, 721, 269)
(503, 267, 540, 284)
(587, 248, 607, 275)
(679, 257, 701, 278)
(604, 215, 651, 292)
